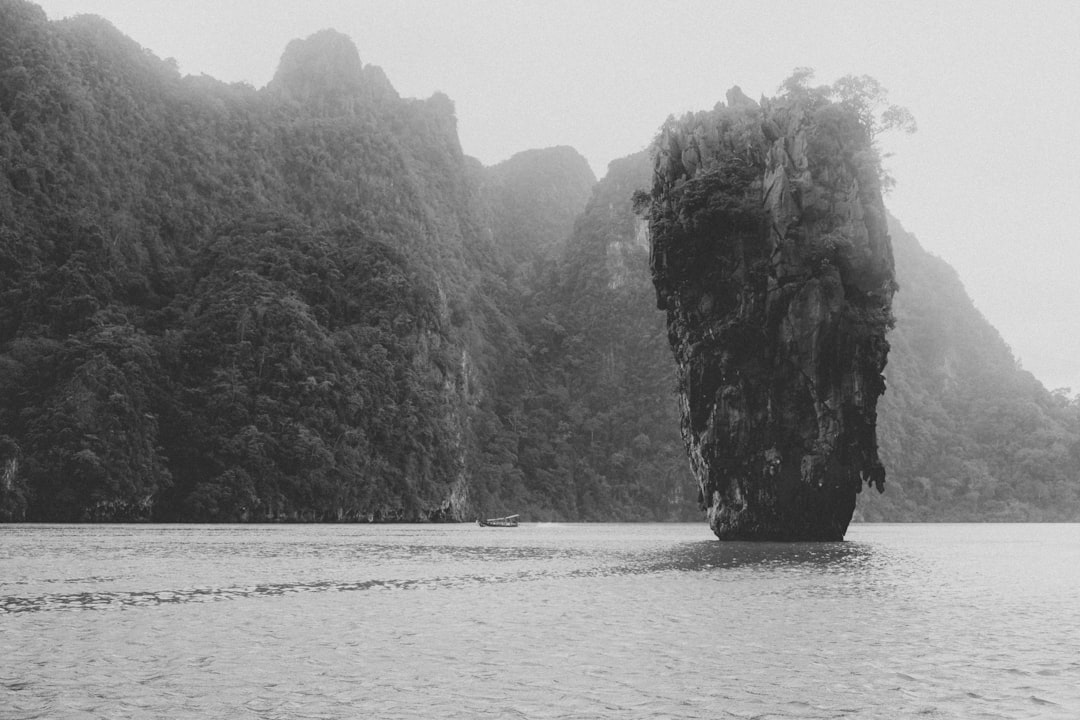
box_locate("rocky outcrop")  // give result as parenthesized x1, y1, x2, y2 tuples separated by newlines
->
(268, 29, 399, 111)
(643, 88, 895, 540)
(482, 146, 596, 265)
(0, 436, 25, 521)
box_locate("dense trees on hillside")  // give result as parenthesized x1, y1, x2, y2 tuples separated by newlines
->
(862, 218, 1080, 520)
(477, 152, 697, 520)
(0, 5, 482, 521)
(155, 217, 462, 522)
(0, 3, 690, 522)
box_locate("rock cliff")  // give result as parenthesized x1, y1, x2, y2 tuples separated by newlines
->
(643, 87, 895, 540)
(268, 29, 400, 111)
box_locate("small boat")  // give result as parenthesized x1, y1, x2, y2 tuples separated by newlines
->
(477, 514, 519, 527)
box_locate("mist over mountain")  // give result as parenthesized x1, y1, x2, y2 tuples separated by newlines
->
(863, 218, 1080, 520)
(1, 2, 1076, 522)
(505, 150, 698, 520)
(482, 146, 595, 263)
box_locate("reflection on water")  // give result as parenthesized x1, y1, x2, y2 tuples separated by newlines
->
(2, 527, 905, 615)
(645, 538, 875, 571)
(2, 523, 1078, 719)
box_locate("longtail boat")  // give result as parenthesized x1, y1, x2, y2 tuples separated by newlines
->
(477, 514, 519, 527)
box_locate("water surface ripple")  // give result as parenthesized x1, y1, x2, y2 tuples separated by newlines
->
(2, 523, 1077, 718)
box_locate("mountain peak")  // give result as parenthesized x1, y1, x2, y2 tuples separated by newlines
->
(268, 29, 397, 108)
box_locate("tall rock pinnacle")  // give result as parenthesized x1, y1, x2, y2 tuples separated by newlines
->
(642, 87, 895, 540)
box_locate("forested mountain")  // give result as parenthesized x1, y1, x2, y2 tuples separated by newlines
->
(0, 3, 506, 521)
(484, 152, 698, 520)
(1, 2, 1077, 522)
(860, 217, 1080, 520)
(0, 2, 687, 522)
(481, 146, 595, 269)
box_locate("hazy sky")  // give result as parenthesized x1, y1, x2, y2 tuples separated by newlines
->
(33, 0, 1080, 393)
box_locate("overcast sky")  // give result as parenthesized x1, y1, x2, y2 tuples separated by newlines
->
(34, 0, 1080, 393)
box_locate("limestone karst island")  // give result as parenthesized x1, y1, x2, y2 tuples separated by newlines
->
(642, 86, 895, 540)
(2, 2, 1079, 533)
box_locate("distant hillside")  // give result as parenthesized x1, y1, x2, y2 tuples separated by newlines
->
(496, 152, 698, 520)
(482, 146, 596, 266)
(460, 149, 695, 520)
(858, 216, 1080, 520)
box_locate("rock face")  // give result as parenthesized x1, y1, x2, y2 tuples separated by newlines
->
(268, 29, 399, 111)
(644, 88, 895, 540)
(482, 146, 597, 265)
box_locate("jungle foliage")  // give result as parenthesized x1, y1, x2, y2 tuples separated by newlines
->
(0, 4, 692, 522)
(0, 5, 482, 521)
(862, 217, 1080, 520)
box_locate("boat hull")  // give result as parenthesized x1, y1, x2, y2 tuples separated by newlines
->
(477, 515, 519, 527)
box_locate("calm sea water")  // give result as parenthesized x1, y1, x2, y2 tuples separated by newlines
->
(1, 523, 1077, 719)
